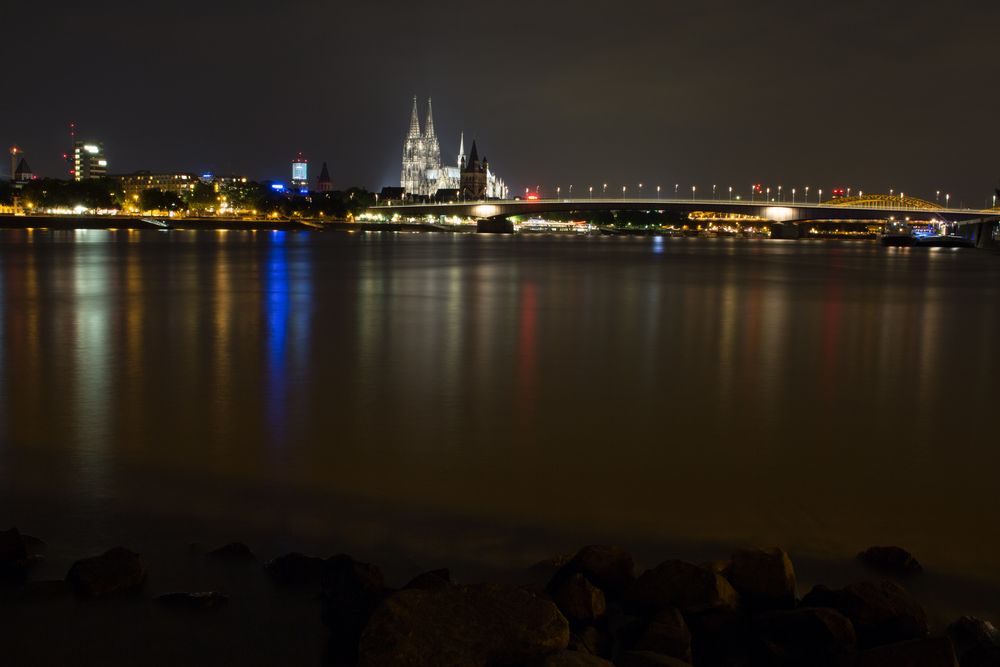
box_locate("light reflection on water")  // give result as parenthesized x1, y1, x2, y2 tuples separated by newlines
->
(0, 230, 999, 599)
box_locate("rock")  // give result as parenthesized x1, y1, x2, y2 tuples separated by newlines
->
(551, 573, 606, 625)
(857, 637, 959, 667)
(632, 607, 692, 662)
(947, 616, 999, 661)
(207, 542, 255, 562)
(725, 547, 797, 610)
(321, 555, 387, 660)
(616, 651, 693, 667)
(550, 546, 636, 601)
(625, 560, 739, 615)
(857, 546, 923, 577)
(404, 568, 453, 590)
(754, 606, 857, 666)
(265, 552, 326, 586)
(568, 625, 612, 657)
(686, 609, 754, 667)
(962, 645, 1000, 667)
(66, 547, 145, 597)
(801, 580, 928, 648)
(21, 579, 71, 597)
(358, 583, 569, 667)
(156, 591, 229, 609)
(530, 650, 615, 666)
(0, 527, 31, 576)
(21, 534, 47, 553)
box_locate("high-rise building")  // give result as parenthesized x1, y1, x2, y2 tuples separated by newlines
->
(73, 141, 107, 180)
(292, 153, 308, 189)
(400, 97, 507, 200)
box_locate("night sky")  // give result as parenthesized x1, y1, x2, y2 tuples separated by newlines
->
(2, 0, 998, 205)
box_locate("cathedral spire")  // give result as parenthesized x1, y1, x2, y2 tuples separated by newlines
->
(424, 98, 436, 139)
(407, 96, 421, 138)
(458, 131, 465, 168)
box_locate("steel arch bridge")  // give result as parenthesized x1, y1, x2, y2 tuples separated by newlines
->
(368, 195, 996, 227)
(826, 194, 941, 210)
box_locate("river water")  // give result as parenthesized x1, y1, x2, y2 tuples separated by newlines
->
(1, 229, 999, 615)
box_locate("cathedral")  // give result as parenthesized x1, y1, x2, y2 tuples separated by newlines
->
(400, 97, 508, 200)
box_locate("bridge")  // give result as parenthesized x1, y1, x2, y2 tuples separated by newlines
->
(370, 194, 1000, 241)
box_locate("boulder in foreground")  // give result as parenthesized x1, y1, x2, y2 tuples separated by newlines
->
(549, 545, 637, 601)
(320, 554, 386, 660)
(626, 560, 739, 614)
(754, 606, 857, 666)
(616, 651, 694, 667)
(857, 546, 923, 577)
(801, 580, 928, 648)
(631, 607, 692, 662)
(725, 547, 796, 610)
(531, 650, 614, 666)
(550, 572, 606, 625)
(66, 547, 145, 597)
(857, 637, 958, 667)
(358, 583, 569, 667)
(947, 616, 1000, 667)
(156, 591, 229, 609)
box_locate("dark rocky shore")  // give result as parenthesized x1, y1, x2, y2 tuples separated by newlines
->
(2, 527, 998, 666)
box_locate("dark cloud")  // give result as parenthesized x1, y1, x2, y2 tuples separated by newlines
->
(2, 0, 998, 204)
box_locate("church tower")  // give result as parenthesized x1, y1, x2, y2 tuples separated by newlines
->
(400, 96, 425, 196)
(423, 98, 441, 174)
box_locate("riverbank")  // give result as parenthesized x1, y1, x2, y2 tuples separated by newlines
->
(0, 214, 449, 233)
(2, 528, 998, 666)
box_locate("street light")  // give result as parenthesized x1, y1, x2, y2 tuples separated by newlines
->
(766, 187, 770, 202)
(778, 185, 782, 202)
(639, 183, 643, 198)
(569, 184, 573, 197)
(728, 186, 733, 201)
(556, 186, 561, 199)
(622, 185, 627, 199)
(818, 189, 822, 204)
(713, 184, 717, 199)
(936, 190, 940, 204)
(692, 185, 696, 200)
(674, 183, 679, 196)
(805, 186, 810, 203)
(792, 188, 796, 204)
(589, 185, 593, 199)
(657, 185, 661, 200)
(946, 193, 950, 207)
(603, 183, 608, 196)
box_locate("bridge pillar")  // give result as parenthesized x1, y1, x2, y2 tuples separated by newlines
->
(975, 221, 998, 248)
(771, 222, 800, 240)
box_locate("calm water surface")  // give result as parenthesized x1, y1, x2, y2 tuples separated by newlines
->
(1, 230, 999, 605)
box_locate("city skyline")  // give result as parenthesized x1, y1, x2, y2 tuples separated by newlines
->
(1, 0, 999, 204)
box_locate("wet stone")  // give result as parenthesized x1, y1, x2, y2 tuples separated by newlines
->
(66, 547, 145, 598)
(156, 591, 229, 609)
(857, 546, 923, 577)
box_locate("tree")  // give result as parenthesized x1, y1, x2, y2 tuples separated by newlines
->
(139, 188, 185, 212)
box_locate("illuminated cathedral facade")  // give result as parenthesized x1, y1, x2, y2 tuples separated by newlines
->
(400, 97, 508, 200)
